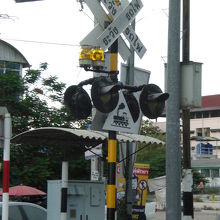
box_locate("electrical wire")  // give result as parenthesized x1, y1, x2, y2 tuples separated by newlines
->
(0, 37, 80, 47)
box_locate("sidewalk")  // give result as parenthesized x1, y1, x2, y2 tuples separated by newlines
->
(194, 201, 220, 210)
(153, 201, 220, 220)
(153, 210, 220, 220)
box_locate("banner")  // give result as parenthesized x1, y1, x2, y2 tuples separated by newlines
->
(117, 163, 150, 219)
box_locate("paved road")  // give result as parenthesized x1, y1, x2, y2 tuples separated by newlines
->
(152, 210, 220, 220)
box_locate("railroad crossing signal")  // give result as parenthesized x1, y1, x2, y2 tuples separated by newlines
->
(81, 0, 146, 60)
(91, 76, 120, 113)
(64, 77, 169, 125)
(98, 0, 145, 56)
(139, 84, 169, 119)
(64, 85, 92, 120)
(100, 0, 146, 58)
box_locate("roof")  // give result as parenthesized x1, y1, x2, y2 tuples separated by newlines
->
(11, 127, 164, 149)
(190, 136, 220, 141)
(0, 39, 30, 68)
(202, 94, 220, 109)
(191, 94, 220, 112)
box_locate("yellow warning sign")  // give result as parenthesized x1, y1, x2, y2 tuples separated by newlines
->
(117, 163, 150, 219)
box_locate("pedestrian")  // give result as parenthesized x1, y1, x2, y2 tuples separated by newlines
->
(200, 181, 204, 193)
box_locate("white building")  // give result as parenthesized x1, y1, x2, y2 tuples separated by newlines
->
(0, 39, 30, 75)
(155, 94, 220, 187)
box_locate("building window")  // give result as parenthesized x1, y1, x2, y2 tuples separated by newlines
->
(196, 128, 202, 137)
(195, 127, 210, 137)
(0, 61, 21, 75)
(211, 110, 220, 117)
(201, 169, 210, 178)
(211, 169, 220, 178)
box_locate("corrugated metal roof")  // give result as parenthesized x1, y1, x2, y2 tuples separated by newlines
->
(11, 127, 164, 148)
(190, 136, 220, 141)
(0, 40, 30, 67)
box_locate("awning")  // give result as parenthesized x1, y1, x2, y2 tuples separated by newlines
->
(11, 127, 164, 148)
(190, 136, 220, 141)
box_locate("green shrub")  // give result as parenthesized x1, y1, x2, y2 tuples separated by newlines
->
(204, 188, 220, 195)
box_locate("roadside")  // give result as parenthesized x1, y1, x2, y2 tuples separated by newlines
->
(153, 210, 220, 220)
(146, 193, 220, 219)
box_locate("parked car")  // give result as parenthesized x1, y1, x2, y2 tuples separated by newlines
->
(0, 202, 47, 220)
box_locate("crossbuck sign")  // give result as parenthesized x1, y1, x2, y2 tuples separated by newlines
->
(98, 0, 145, 57)
(81, 0, 146, 60)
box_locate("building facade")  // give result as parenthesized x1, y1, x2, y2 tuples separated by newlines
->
(0, 39, 30, 76)
(155, 94, 220, 187)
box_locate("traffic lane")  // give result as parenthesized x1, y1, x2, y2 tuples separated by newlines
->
(152, 210, 220, 220)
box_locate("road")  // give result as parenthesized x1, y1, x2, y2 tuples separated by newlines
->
(153, 210, 220, 220)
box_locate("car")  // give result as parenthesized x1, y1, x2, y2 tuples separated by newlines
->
(0, 201, 47, 220)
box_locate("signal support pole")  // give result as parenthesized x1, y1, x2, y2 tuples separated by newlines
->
(166, 0, 181, 219)
(107, 40, 118, 220)
(125, 19, 135, 219)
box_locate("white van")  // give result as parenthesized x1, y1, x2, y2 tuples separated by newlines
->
(0, 202, 47, 220)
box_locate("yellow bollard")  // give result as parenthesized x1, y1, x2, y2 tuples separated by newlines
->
(211, 194, 215, 203)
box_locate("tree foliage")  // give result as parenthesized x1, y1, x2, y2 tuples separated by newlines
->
(136, 120, 208, 188)
(0, 63, 91, 191)
(136, 119, 166, 179)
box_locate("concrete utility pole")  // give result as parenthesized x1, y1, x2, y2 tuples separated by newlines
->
(166, 0, 181, 219)
(182, 0, 194, 219)
(125, 19, 135, 219)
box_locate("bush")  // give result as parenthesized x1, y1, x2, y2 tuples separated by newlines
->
(204, 187, 220, 195)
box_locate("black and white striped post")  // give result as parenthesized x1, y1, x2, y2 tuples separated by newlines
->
(60, 161, 68, 220)
(182, 169, 193, 220)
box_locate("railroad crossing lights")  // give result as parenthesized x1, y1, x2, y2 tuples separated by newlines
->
(81, 0, 146, 60)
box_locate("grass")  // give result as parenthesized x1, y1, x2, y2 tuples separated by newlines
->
(194, 196, 203, 202)
(203, 205, 215, 210)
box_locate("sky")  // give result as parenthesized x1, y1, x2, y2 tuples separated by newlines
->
(0, 0, 220, 96)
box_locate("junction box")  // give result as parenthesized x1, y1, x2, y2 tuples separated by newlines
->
(47, 180, 105, 220)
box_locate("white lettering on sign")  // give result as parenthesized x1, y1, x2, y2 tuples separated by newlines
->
(101, 0, 146, 58)
(134, 167, 149, 176)
(98, 0, 143, 51)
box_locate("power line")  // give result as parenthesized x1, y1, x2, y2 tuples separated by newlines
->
(1, 37, 80, 47)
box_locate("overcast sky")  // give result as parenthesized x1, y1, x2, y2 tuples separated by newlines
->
(1, 0, 220, 96)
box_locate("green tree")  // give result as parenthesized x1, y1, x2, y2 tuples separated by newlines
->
(136, 120, 208, 188)
(192, 169, 208, 192)
(0, 63, 91, 190)
(136, 119, 166, 178)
